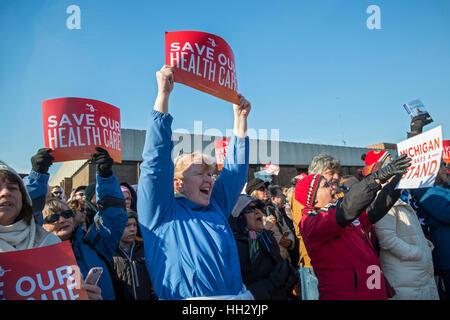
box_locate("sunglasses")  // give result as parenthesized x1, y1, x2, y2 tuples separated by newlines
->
(52, 191, 62, 195)
(43, 209, 74, 224)
(321, 180, 332, 188)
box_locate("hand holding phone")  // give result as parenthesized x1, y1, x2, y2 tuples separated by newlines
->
(84, 267, 103, 286)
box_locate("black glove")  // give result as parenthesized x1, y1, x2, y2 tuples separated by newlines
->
(407, 113, 433, 138)
(31, 148, 54, 174)
(372, 153, 412, 184)
(268, 259, 289, 288)
(92, 147, 113, 178)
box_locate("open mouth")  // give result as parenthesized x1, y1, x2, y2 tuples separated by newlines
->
(0, 201, 12, 208)
(199, 187, 210, 196)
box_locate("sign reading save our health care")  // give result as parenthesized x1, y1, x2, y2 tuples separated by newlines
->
(396, 126, 443, 189)
(165, 31, 239, 104)
(42, 97, 122, 163)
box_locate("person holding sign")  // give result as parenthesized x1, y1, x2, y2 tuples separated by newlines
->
(137, 65, 252, 300)
(294, 154, 412, 299)
(365, 150, 440, 300)
(35, 147, 127, 300)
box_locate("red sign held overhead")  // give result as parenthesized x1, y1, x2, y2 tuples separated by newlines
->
(42, 97, 122, 163)
(0, 241, 88, 300)
(443, 140, 450, 164)
(165, 31, 239, 104)
(214, 137, 231, 171)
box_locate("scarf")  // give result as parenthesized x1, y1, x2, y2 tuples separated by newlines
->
(0, 218, 37, 253)
(248, 230, 260, 262)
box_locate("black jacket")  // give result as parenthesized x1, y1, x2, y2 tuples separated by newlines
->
(229, 195, 299, 300)
(111, 240, 157, 300)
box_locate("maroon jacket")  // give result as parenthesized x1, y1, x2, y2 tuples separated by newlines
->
(299, 175, 403, 300)
(300, 204, 387, 300)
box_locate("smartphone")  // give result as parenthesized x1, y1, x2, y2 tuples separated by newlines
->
(84, 267, 103, 286)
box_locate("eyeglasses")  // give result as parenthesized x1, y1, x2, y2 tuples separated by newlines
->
(75, 192, 85, 197)
(43, 209, 74, 224)
(52, 191, 62, 195)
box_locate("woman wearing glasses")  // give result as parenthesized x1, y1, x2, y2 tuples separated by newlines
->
(40, 147, 127, 300)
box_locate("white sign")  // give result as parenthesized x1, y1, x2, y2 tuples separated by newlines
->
(396, 126, 443, 189)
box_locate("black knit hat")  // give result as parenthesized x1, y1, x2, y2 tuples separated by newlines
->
(126, 208, 138, 220)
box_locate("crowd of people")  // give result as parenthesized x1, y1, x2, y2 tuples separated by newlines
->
(1, 65, 449, 300)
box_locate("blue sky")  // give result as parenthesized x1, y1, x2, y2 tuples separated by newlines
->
(1, 0, 449, 174)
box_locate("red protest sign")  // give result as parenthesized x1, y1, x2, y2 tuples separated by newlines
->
(165, 31, 239, 104)
(443, 140, 450, 164)
(42, 97, 122, 163)
(0, 241, 88, 300)
(214, 137, 230, 171)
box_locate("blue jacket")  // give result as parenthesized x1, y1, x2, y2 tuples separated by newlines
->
(137, 110, 249, 300)
(25, 171, 127, 299)
(23, 170, 49, 225)
(411, 184, 450, 270)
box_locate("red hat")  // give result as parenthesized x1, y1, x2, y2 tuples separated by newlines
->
(294, 174, 323, 208)
(362, 150, 390, 176)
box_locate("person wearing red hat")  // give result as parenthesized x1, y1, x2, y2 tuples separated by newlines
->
(362, 150, 391, 177)
(295, 154, 412, 299)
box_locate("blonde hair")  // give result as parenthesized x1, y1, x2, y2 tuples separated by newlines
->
(173, 152, 215, 179)
(43, 198, 70, 216)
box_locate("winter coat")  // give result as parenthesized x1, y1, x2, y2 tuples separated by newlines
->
(228, 195, 298, 300)
(411, 184, 450, 271)
(23, 170, 49, 226)
(291, 194, 313, 268)
(111, 240, 157, 300)
(68, 173, 128, 300)
(137, 110, 249, 300)
(373, 199, 439, 300)
(233, 229, 296, 300)
(300, 177, 394, 300)
(263, 202, 296, 262)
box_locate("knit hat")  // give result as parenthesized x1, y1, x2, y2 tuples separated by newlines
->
(0, 160, 32, 206)
(294, 174, 323, 208)
(120, 185, 131, 194)
(126, 208, 138, 220)
(362, 150, 390, 176)
(245, 178, 270, 195)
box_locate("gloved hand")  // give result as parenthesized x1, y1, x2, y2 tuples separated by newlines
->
(407, 113, 433, 138)
(268, 259, 289, 288)
(372, 153, 412, 184)
(92, 147, 113, 178)
(31, 148, 54, 174)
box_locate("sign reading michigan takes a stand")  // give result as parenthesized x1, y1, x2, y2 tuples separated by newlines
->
(42, 97, 122, 163)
